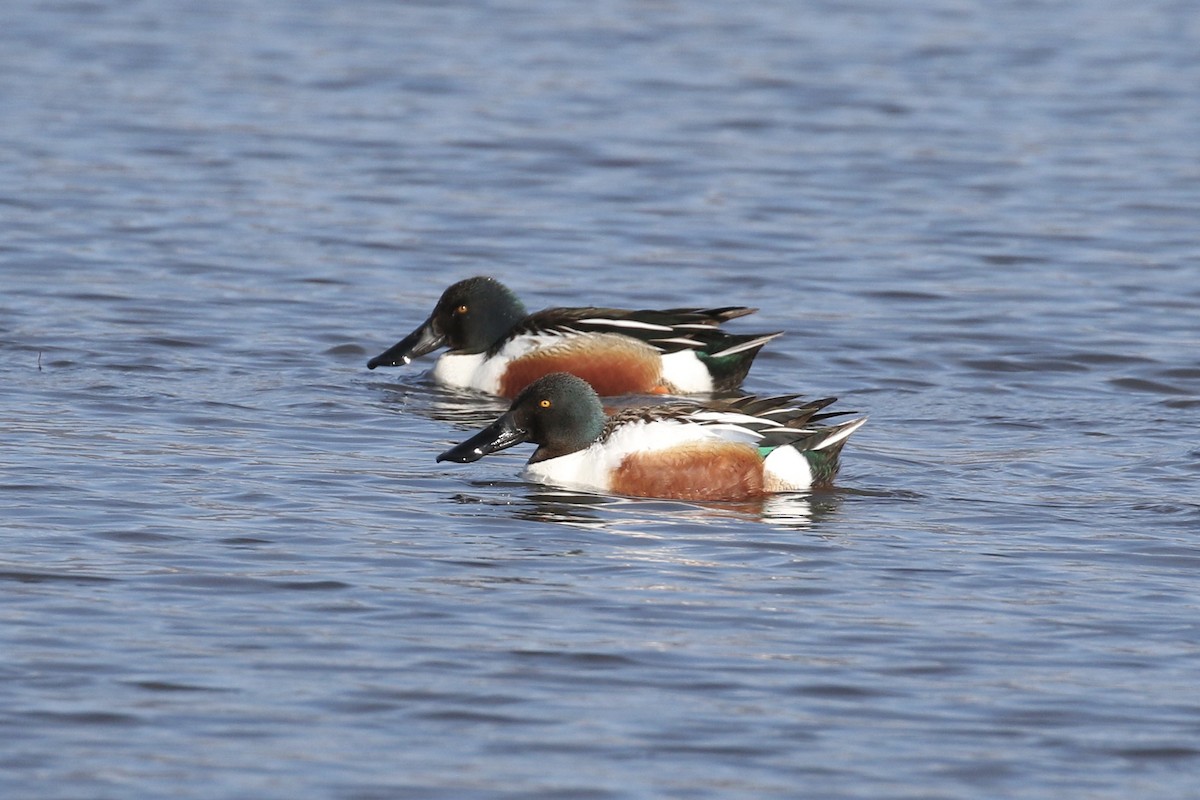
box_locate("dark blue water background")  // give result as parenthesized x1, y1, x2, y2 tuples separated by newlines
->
(2, 1, 1199, 797)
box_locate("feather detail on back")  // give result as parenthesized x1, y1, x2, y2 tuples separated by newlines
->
(503, 306, 760, 356)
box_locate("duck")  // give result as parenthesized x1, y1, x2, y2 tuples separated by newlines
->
(436, 372, 867, 501)
(367, 276, 780, 398)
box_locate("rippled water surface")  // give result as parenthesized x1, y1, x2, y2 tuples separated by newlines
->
(3, 1, 1199, 797)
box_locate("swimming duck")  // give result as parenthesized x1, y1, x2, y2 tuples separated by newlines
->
(437, 372, 866, 501)
(367, 276, 780, 397)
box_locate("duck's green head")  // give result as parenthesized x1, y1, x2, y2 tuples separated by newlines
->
(367, 276, 526, 368)
(437, 372, 605, 464)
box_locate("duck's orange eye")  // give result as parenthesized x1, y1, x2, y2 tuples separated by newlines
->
(455, 304, 468, 314)
(539, 399, 552, 409)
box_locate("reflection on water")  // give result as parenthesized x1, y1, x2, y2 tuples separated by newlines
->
(516, 486, 615, 528)
(373, 375, 510, 426)
(449, 479, 843, 532)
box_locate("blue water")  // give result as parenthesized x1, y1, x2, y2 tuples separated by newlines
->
(3, 1, 1199, 797)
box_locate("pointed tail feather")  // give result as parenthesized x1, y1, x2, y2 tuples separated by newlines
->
(696, 331, 783, 391)
(805, 416, 868, 451)
(800, 416, 867, 487)
(657, 306, 758, 324)
(705, 331, 783, 359)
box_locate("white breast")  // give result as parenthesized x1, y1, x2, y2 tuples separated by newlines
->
(431, 352, 491, 391)
(522, 419, 720, 493)
(431, 334, 560, 393)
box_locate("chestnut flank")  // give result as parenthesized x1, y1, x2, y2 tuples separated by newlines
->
(610, 441, 764, 500)
(499, 335, 663, 398)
